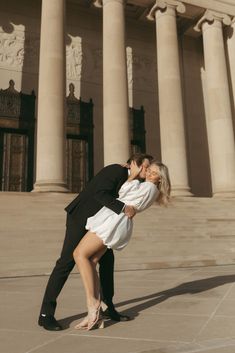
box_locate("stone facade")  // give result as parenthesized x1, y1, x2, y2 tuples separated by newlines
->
(0, 0, 234, 196)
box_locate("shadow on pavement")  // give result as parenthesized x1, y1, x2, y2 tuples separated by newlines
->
(59, 274, 235, 328)
(115, 274, 235, 318)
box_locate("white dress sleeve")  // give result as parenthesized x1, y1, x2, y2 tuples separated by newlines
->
(118, 180, 158, 211)
(118, 180, 140, 198)
(133, 182, 158, 211)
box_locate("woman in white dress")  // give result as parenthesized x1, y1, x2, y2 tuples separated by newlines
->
(73, 160, 171, 330)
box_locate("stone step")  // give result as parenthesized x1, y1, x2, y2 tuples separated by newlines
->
(0, 192, 235, 276)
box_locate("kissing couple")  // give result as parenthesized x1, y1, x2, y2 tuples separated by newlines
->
(38, 153, 171, 331)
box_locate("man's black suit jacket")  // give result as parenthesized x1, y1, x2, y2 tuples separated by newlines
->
(64, 164, 129, 239)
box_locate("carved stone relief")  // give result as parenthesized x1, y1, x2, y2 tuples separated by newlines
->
(126, 46, 155, 91)
(66, 36, 82, 81)
(126, 47, 133, 89)
(0, 31, 25, 70)
(0, 27, 39, 73)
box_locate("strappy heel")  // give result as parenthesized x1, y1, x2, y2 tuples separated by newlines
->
(96, 318, 104, 329)
(87, 305, 104, 331)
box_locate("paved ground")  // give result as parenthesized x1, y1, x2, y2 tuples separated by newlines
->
(2, 264, 235, 353)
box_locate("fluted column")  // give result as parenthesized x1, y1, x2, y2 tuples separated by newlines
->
(33, 0, 68, 192)
(148, 0, 192, 196)
(95, 0, 130, 165)
(195, 11, 235, 196)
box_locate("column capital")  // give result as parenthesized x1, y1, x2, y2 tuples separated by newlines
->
(147, 0, 185, 21)
(194, 10, 231, 32)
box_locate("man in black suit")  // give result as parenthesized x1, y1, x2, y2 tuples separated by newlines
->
(38, 153, 153, 331)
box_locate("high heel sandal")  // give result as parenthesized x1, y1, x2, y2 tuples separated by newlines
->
(87, 305, 104, 331)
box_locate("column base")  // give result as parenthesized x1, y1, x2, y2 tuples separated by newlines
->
(32, 180, 69, 193)
(171, 186, 193, 197)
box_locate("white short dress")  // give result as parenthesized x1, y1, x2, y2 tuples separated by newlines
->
(85, 180, 158, 250)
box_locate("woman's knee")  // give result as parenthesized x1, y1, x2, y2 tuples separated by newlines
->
(73, 246, 83, 263)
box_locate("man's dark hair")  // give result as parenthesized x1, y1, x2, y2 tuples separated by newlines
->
(127, 153, 154, 167)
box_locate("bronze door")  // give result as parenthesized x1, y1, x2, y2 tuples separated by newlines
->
(66, 137, 89, 193)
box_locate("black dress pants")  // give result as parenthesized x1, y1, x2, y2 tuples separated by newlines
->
(40, 214, 115, 316)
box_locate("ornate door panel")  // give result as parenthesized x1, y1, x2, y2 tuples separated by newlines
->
(0, 132, 28, 191)
(66, 137, 88, 193)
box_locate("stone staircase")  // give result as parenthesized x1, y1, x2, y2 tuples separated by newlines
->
(116, 197, 235, 270)
(0, 192, 235, 277)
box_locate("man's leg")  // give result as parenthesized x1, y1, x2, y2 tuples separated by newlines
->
(39, 218, 86, 330)
(98, 249, 131, 322)
(99, 249, 114, 305)
(39, 250, 75, 316)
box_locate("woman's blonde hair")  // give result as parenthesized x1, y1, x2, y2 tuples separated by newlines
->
(151, 160, 171, 206)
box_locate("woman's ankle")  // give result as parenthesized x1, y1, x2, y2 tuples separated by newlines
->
(87, 298, 100, 311)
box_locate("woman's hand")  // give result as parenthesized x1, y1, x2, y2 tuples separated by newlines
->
(128, 161, 142, 181)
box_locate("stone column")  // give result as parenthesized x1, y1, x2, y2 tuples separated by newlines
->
(195, 11, 235, 196)
(33, 0, 68, 192)
(227, 18, 235, 118)
(95, 0, 130, 165)
(148, 0, 192, 196)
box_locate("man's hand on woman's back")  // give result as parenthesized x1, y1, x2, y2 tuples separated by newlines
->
(124, 205, 136, 219)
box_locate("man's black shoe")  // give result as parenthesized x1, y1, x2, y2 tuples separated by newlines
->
(38, 315, 62, 331)
(103, 307, 131, 322)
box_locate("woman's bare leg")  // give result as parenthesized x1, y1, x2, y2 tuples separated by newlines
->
(74, 245, 107, 329)
(90, 249, 107, 300)
(73, 231, 107, 310)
